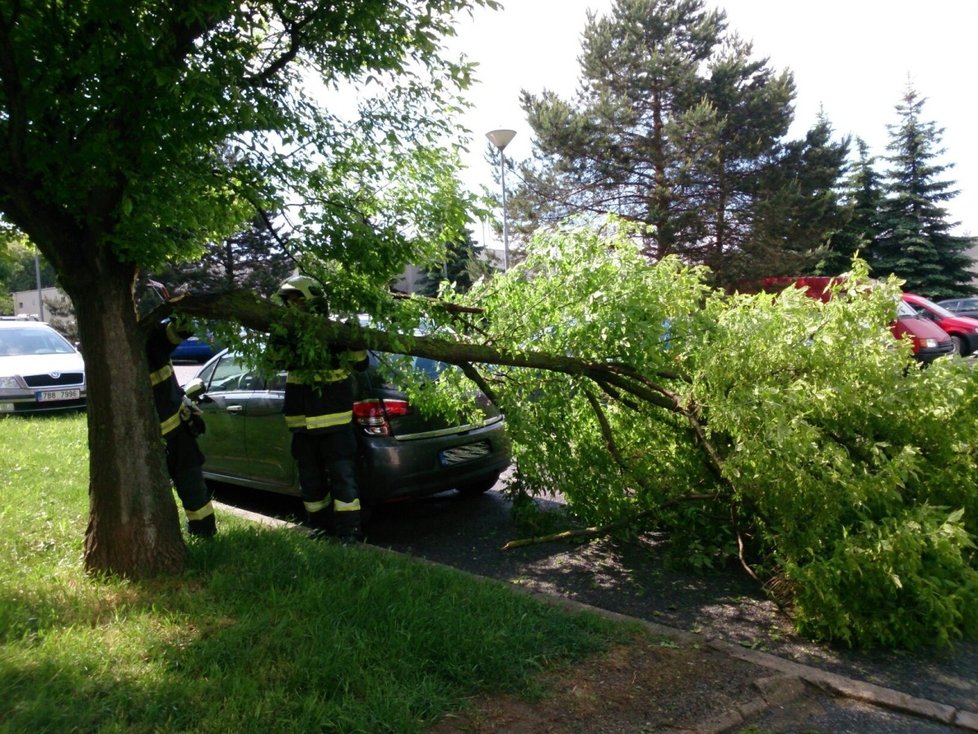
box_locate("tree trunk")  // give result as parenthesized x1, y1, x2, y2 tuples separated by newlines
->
(67, 260, 185, 578)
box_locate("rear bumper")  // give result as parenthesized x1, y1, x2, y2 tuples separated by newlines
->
(357, 422, 512, 503)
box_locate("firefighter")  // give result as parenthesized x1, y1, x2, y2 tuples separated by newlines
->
(147, 317, 216, 537)
(272, 274, 368, 541)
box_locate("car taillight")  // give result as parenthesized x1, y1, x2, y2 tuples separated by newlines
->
(352, 398, 410, 436)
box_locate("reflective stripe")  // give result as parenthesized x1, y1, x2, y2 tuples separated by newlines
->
(165, 322, 184, 346)
(284, 414, 306, 429)
(185, 502, 214, 521)
(150, 363, 173, 386)
(334, 498, 361, 513)
(305, 411, 353, 430)
(160, 412, 182, 435)
(304, 497, 332, 514)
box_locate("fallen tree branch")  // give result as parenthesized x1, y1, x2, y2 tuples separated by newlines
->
(501, 492, 717, 550)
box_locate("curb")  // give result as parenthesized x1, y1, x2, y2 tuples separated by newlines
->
(213, 501, 978, 732)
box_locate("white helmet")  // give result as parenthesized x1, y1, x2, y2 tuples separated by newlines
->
(275, 274, 324, 305)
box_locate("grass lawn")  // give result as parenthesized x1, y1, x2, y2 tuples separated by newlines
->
(0, 413, 628, 733)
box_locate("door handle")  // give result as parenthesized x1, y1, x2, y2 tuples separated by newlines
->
(226, 404, 244, 414)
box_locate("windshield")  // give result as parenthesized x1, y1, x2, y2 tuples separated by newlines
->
(896, 301, 918, 318)
(0, 327, 76, 356)
(911, 296, 955, 319)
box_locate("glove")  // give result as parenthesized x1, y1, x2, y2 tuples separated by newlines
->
(180, 396, 206, 437)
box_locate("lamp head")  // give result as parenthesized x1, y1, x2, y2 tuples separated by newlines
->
(486, 129, 517, 151)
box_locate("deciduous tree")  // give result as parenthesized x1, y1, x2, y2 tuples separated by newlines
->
(0, 0, 487, 577)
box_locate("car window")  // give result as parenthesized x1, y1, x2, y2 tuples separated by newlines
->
(195, 359, 217, 386)
(370, 351, 447, 381)
(206, 353, 272, 392)
(206, 354, 253, 392)
(0, 326, 76, 356)
(266, 371, 287, 391)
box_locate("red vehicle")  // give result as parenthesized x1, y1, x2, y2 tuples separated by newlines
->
(753, 277, 956, 364)
(901, 293, 978, 357)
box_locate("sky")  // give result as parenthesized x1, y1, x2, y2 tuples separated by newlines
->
(445, 0, 978, 249)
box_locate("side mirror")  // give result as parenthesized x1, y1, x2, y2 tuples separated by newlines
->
(184, 377, 206, 402)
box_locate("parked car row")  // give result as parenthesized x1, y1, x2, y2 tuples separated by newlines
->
(903, 293, 978, 357)
(754, 277, 978, 363)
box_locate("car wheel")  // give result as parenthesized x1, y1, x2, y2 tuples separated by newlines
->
(456, 474, 500, 498)
(951, 335, 965, 356)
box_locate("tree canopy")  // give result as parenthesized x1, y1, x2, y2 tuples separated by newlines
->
(0, 0, 493, 576)
(507, 0, 848, 284)
(169, 221, 978, 649)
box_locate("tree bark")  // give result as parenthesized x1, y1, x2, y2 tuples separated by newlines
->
(67, 257, 185, 578)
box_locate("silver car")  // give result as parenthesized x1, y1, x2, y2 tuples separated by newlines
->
(0, 319, 87, 415)
(190, 349, 512, 508)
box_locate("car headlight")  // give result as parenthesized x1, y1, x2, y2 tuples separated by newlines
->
(922, 338, 938, 349)
(0, 375, 24, 389)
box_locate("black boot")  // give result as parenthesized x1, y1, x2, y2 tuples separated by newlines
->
(188, 513, 216, 538)
(307, 507, 335, 538)
(333, 510, 363, 544)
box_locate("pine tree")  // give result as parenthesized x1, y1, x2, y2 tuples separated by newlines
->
(866, 87, 976, 298)
(729, 114, 849, 282)
(510, 0, 844, 285)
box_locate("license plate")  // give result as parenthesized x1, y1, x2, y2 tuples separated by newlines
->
(37, 389, 81, 402)
(439, 441, 490, 466)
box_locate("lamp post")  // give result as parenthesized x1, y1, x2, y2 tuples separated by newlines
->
(34, 251, 44, 321)
(486, 128, 516, 271)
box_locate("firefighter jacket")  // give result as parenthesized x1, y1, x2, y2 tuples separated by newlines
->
(147, 320, 193, 437)
(271, 334, 368, 434)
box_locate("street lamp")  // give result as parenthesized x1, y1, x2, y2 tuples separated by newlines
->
(34, 250, 44, 321)
(486, 128, 516, 271)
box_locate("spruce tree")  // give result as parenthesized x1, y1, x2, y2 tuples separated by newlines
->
(414, 230, 492, 297)
(867, 87, 976, 298)
(820, 138, 885, 276)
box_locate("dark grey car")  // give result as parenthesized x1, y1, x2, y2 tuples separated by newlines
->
(936, 297, 978, 320)
(190, 350, 512, 509)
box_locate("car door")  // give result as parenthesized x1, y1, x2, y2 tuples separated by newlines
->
(238, 369, 298, 492)
(196, 353, 261, 480)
